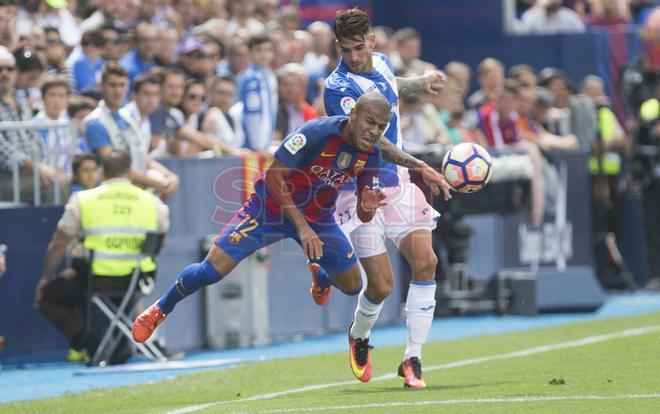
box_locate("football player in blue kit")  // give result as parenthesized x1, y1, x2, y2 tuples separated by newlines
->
(132, 92, 391, 344)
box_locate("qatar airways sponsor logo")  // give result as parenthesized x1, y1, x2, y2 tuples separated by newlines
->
(310, 165, 352, 189)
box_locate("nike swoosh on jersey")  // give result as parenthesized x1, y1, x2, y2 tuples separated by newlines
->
(347, 251, 354, 258)
(320, 152, 336, 157)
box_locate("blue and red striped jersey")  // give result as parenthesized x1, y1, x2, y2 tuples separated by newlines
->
(251, 116, 381, 223)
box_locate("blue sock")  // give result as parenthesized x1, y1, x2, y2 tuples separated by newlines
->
(315, 265, 334, 288)
(158, 259, 222, 314)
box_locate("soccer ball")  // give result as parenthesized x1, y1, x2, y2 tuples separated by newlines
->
(442, 143, 492, 193)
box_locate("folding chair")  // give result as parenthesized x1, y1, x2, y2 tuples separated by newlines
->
(86, 232, 167, 366)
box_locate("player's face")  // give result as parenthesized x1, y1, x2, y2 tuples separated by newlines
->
(336, 33, 375, 73)
(102, 74, 129, 111)
(350, 105, 390, 151)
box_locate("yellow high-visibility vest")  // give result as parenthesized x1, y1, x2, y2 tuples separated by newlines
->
(640, 98, 659, 122)
(589, 106, 622, 175)
(78, 181, 159, 276)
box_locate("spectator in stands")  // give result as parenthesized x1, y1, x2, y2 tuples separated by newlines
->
(178, 36, 205, 80)
(178, 79, 209, 155)
(79, 0, 127, 33)
(520, 0, 586, 34)
(216, 38, 249, 82)
(43, 27, 70, 80)
(431, 76, 474, 144)
(70, 153, 99, 193)
(444, 61, 472, 103)
(255, 0, 278, 24)
(196, 37, 223, 82)
(34, 76, 79, 176)
(72, 29, 105, 95)
(466, 57, 505, 110)
(67, 95, 97, 153)
(34, 149, 169, 364)
(84, 63, 179, 198)
(15, 0, 81, 47)
(307, 38, 338, 112)
(174, 0, 199, 35)
(539, 67, 598, 149)
(585, 0, 631, 27)
(400, 92, 449, 154)
(0, 46, 67, 204)
(373, 25, 396, 57)
(120, 23, 159, 85)
(120, 74, 163, 157)
(516, 82, 579, 151)
(100, 24, 129, 63)
(239, 34, 277, 153)
(508, 63, 538, 88)
(0, 0, 18, 50)
(13, 47, 45, 110)
(278, 5, 301, 35)
(149, 67, 218, 156)
(154, 27, 179, 67)
(391, 27, 432, 76)
(227, 0, 265, 36)
(206, 75, 245, 153)
(275, 63, 319, 141)
(303, 21, 332, 77)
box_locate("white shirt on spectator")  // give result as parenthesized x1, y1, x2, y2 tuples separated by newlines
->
(120, 101, 152, 155)
(521, 7, 586, 34)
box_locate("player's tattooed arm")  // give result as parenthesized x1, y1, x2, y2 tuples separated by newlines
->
(396, 70, 445, 98)
(378, 137, 453, 200)
(378, 136, 423, 169)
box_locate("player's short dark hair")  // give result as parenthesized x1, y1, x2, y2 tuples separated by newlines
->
(101, 62, 129, 83)
(67, 95, 98, 118)
(333, 8, 371, 41)
(102, 149, 132, 178)
(40, 75, 71, 96)
(72, 153, 97, 177)
(247, 34, 272, 50)
(133, 73, 161, 93)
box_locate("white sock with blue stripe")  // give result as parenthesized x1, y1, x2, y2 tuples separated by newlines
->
(350, 289, 383, 340)
(404, 281, 436, 360)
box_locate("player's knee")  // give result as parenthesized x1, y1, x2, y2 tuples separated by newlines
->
(367, 280, 393, 302)
(412, 251, 438, 280)
(336, 275, 362, 295)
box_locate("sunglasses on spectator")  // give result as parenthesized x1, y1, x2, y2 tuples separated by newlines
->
(0, 66, 15, 73)
(186, 94, 206, 101)
(191, 52, 219, 60)
(103, 37, 122, 44)
(46, 39, 63, 45)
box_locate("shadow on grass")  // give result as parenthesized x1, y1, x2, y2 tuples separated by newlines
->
(336, 382, 491, 395)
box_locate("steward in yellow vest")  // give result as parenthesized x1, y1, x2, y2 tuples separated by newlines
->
(35, 150, 169, 362)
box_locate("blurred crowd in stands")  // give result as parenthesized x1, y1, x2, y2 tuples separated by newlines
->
(0, 0, 658, 288)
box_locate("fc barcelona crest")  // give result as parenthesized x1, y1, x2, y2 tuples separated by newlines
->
(228, 231, 242, 244)
(353, 159, 366, 174)
(337, 152, 352, 170)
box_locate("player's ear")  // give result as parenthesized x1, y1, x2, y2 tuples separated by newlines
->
(367, 33, 376, 49)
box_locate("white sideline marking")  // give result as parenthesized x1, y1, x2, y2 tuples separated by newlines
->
(166, 324, 660, 414)
(258, 393, 660, 413)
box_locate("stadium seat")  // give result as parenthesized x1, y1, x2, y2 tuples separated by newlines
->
(86, 232, 167, 366)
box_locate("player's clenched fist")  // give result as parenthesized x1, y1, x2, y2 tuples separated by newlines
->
(357, 185, 386, 222)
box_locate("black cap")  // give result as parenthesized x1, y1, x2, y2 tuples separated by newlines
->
(13, 48, 44, 72)
(537, 67, 565, 87)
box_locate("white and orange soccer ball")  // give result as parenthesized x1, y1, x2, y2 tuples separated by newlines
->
(442, 142, 493, 193)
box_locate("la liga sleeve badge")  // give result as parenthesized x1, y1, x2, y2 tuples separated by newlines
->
(284, 133, 307, 154)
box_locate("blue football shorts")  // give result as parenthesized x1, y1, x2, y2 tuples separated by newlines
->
(215, 197, 357, 275)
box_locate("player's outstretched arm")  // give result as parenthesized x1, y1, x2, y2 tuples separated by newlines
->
(397, 70, 446, 98)
(378, 137, 452, 200)
(264, 158, 324, 260)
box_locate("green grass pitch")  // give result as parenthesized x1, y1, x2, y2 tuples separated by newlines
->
(4, 312, 660, 413)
